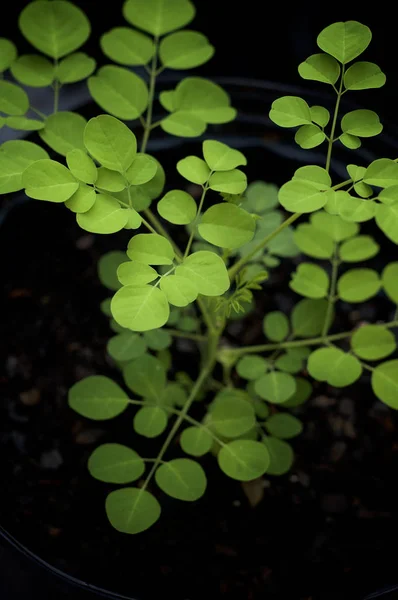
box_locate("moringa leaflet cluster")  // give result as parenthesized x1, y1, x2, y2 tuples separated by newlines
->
(1, 2, 398, 534)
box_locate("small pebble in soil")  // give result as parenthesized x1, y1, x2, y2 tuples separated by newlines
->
(76, 234, 95, 250)
(19, 388, 41, 406)
(40, 448, 63, 469)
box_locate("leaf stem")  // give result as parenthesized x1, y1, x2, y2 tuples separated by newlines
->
(183, 184, 209, 258)
(225, 319, 398, 357)
(143, 208, 183, 260)
(322, 245, 340, 338)
(140, 37, 158, 155)
(165, 329, 206, 342)
(325, 65, 345, 173)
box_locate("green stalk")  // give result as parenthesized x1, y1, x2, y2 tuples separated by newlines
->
(325, 65, 345, 173)
(224, 319, 398, 357)
(184, 185, 208, 258)
(322, 245, 340, 338)
(140, 37, 158, 155)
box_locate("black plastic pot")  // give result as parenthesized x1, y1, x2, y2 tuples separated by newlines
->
(1, 79, 398, 600)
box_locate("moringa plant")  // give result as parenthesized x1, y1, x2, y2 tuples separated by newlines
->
(1, 1, 398, 535)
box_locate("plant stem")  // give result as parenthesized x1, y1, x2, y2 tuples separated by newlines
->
(140, 37, 158, 155)
(225, 319, 398, 357)
(322, 245, 340, 338)
(227, 178, 352, 281)
(184, 185, 208, 258)
(325, 65, 344, 173)
(228, 212, 301, 280)
(140, 330, 221, 493)
(141, 216, 158, 234)
(165, 329, 206, 342)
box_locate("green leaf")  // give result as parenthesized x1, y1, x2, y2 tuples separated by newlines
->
(66, 149, 97, 184)
(255, 371, 296, 404)
(339, 235, 379, 262)
(160, 30, 214, 69)
(208, 170, 247, 194)
(337, 268, 381, 302)
(281, 377, 312, 407)
(98, 251, 126, 291)
(155, 459, 206, 501)
(112, 285, 170, 332)
(134, 406, 168, 438)
(143, 329, 172, 351)
(308, 347, 362, 387)
(382, 263, 398, 303)
(339, 133, 361, 149)
(351, 325, 396, 360)
(123, 0, 195, 36)
(371, 361, 398, 409)
(265, 414, 303, 439)
(160, 111, 206, 137)
(105, 488, 161, 534)
(269, 96, 311, 127)
(19, 0, 90, 59)
(88, 66, 148, 120)
(160, 275, 198, 307)
(96, 167, 126, 192)
(291, 298, 330, 337)
(5, 117, 44, 131)
(199, 204, 254, 249)
(117, 261, 158, 286)
(123, 353, 166, 399)
(100, 27, 154, 66)
(65, 184, 96, 213)
(10, 54, 54, 87)
(107, 332, 147, 362)
(236, 355, 268, 380)
(341, 110, 382, 138)
(176, 156, 210, 185)
(126, 154, 157, 186)
(293, 223, 334, 259)
(157, 190, 196, 225)
(317, 21, 371, 64)
(175, 251, 230, 296)
(310, 105, 330, 127)
(88, 443, 145, 483)
(23, 159, 78, 202)
(364, 158, 398, 188)
(295, 124, 326, 149)
(245, 181, 278, 213)
(0, 81, 29, 116)
(275, 351, 304, 375)
(0, 38, 17, 72)
(378, 186, 398, 205)
(68, 375, 129, 419)
(298, 53, 340, 84)
(210, 393, 256, 438)
(56, 52, 96, 83)
(278, 181, 329, 213)
(218, 440, 270, 481)
(344, 61, 386, 90)
(39, 111, 86, 156)
(180, 427, 213, 457)
(127, 233, 174, 265)
(77, 194, 129, 233)
(338, 195, 376, 223)
(0, 140, 49, 194)
(84, 115, 137, 172)
(311, 211, 358, 241)
(202, 140, 247, 171)
(263, 311, 289, 342)
(262, 437, 294, 475)
(293, 165, 332, 189)
(172, 77, 236, 123)
(290, 263, 329, 299)
(375, 203, 398, 244)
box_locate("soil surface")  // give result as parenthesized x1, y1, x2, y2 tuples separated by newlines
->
(1, 138, 398, 600)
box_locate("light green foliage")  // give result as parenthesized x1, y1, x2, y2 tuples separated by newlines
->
(19, 1, 90, 59)
(4, 4, 398, 537)
(88, 444, 145, 483)
(155, 459, 207, 500)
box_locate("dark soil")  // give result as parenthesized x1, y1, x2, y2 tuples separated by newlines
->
(1, 136, 398, 600)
